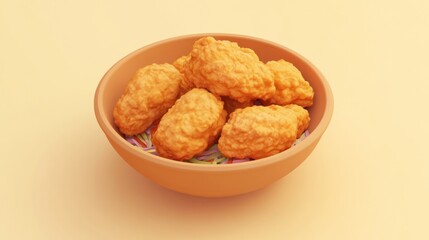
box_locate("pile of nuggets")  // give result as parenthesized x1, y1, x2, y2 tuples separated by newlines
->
(113, 36, 314, 161)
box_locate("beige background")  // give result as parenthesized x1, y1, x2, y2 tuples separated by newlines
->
(1, 0, 428, 239)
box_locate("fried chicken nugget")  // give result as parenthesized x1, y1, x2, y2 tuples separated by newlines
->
(184, 37, 275, 103)
(263, 60, 314, 107)
(283, 104, 310, 137)
(152, 88, 227, 161)
(218, 105, 306, 159)
(113, 63, 182, 136)
(173, 55, 195, 96)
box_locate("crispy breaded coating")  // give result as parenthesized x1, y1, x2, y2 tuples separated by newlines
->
(173, 55, 195, 95)
(113, 63, 182, 136)
(184, 37, 275, 103)
(218, 105, 300, 159)
(263, 60, 314, 107)
(283, 104, 310, 137)
(173, 55, 190, 73)
(222, 96, 254, 115)
(152, 88, 227, 161)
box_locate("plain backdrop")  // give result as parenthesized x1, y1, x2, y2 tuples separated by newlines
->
(1, 0, 428, 239)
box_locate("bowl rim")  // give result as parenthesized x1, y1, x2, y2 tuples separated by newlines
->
(94, 33, 334, 172)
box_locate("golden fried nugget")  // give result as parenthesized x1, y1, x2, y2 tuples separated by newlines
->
(113, 63, 182, 136)
(263, 60, 314, 107)
(173, 55, 189, 73)
(222, 96, 254, 115)
(152, 88, 227, 161)
(173, 55, 195, 95)
(184, 37, 275, 103)
(283, 104, 310, 137)
(218, 105, 300, 159)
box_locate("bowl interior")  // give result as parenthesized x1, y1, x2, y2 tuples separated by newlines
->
(97, 33, 331, 163)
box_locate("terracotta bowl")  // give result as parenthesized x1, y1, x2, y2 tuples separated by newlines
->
(94, 33, 334, 197)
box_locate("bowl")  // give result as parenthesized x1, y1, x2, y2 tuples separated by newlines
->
(94, 33, 334, 197)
